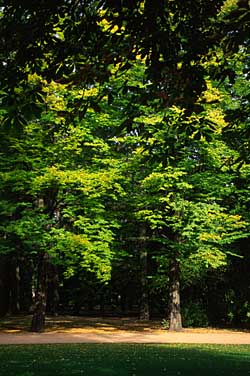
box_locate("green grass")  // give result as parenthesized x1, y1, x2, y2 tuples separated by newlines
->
(0, 344, 250, 376)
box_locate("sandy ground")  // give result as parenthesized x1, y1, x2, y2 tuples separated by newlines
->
(1, 330, 250, 345)
(0, 315, 250, 345)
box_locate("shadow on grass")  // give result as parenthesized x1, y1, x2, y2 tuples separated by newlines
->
(1, 343, 250, 376)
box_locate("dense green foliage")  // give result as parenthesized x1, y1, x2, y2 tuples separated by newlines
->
(0, 344, 250, 376)
(0, 0, 249, 329)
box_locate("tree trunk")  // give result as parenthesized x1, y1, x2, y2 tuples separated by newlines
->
(169, 256, 182, 331)
(46, 264, 59, 316)
(139, 224, 150, 321)
(0, 258, 9, 317)
(9, 259, 20, 314)
(20, 259, 33, 313)
(31, 253, 48, 332)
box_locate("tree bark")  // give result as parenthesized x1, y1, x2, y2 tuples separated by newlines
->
(139, 224, 150, 321)
(31, 253, 48, 332)
(9, 258, 20, 314)
(46, 264, 59, 316)
(20, 259, 33, 313)
(0, 258, 9, 317)
(169, 256, 182, 331)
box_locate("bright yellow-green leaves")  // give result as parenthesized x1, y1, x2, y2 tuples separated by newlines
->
(201, 81, 224, 104)
(1, 41, 249, 295)
(219, 0, 238, 17)
(0, 70, 126, 282)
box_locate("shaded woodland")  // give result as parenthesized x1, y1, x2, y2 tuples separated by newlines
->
(0, 0, 249, 331)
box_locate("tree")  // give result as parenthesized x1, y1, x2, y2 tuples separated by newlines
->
(0, 75, 123, 330)
(117, 94, 247, 329)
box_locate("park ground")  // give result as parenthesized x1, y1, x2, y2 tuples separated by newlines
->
(0, 315, 250, 344)
(1, 317, 250, 376)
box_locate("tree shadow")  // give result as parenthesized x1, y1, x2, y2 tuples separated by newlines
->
(0, 343, 249, 376)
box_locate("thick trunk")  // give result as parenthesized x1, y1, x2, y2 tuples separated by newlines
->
(169, 256, 182, 331)
(31, 253, 48, 332)
(139, 225, 150, 321)
(0, 259, 9, 317)
(9, 259, 20, 314)
(100, 292, 105, 315)
(20, 259, 33, 313)
(46, 264, 59, 316)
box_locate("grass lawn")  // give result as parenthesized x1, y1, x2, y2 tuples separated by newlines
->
(0, 343, 250, 376)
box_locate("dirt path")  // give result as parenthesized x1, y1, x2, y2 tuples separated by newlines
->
(1, 330, 250, 345)
(1, 315, 250, 345)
